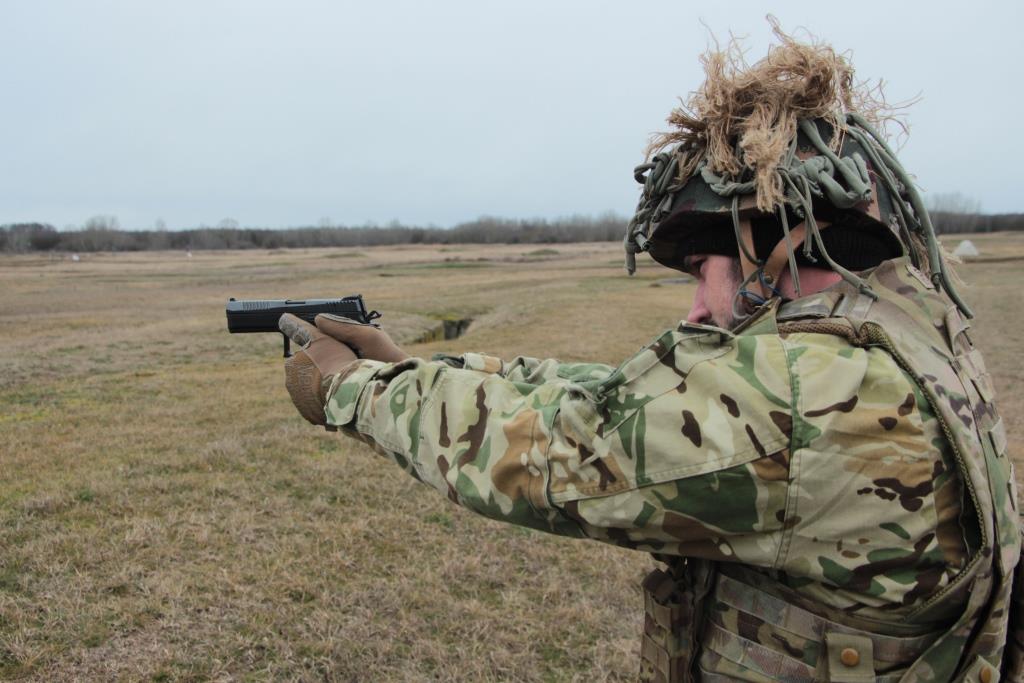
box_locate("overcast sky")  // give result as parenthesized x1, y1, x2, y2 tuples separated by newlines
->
(2, 1, 1021, 230)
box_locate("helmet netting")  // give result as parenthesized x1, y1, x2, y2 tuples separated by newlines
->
(646, 16, 896, 213)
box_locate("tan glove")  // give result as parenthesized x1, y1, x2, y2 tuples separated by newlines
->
(279, 313, 358, 426)
(314, 313, 410, 363)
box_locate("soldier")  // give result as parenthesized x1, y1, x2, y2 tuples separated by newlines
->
(278, 27, 1022, 683)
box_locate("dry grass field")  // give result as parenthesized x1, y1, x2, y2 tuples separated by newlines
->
(1, 235, 1022, 682)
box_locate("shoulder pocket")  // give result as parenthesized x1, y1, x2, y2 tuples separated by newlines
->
(578, 325, 734, 436)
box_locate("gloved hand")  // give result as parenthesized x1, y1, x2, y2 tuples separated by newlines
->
(313, 313, 410, 363)
(279, 313, 358, 426)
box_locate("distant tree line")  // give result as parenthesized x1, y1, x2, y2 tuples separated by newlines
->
(929, 213, 1024, 235)
(924, 192, 1022, 235)
(0, 214, 627, 253)
(2, 209, 1022, 253)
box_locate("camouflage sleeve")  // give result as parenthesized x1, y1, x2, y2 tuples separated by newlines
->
(323, 324, 795, 560)
(323, 323, 967, 614)
(433, 352, 615, 385)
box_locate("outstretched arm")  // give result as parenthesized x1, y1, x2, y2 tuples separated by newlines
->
(322, 325, 795, 563)
(283, 313, 967, 614)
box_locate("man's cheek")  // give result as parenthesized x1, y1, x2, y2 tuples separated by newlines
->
(713, 287, 738, 329)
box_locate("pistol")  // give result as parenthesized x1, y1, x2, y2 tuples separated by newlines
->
(226, 295, 380, 356)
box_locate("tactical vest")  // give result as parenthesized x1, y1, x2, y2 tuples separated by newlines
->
(638, 258, 1022, 683)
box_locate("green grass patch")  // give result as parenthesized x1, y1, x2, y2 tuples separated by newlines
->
(424, 512, 453, 529)
(0, 563, 27, 594)
(75, 488, 97, 503)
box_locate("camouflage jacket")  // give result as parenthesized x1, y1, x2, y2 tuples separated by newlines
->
(323, 275, 970, 625)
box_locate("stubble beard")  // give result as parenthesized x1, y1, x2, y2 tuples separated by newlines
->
(715, 258, 745, 330)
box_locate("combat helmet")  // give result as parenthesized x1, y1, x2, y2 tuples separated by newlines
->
(624, 22, 971, 319)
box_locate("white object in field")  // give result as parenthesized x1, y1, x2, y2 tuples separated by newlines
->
(186, 250, 193, 258)
(71, 254, 80, 262)
(952, 240, 979, 258)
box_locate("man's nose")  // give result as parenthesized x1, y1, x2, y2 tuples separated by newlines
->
(686, 283, 709, 324)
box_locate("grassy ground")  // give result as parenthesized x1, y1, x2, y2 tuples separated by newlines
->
(1, 235, 1021, 682)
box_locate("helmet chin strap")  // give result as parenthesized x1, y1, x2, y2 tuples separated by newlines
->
(734, 217, 825, 303)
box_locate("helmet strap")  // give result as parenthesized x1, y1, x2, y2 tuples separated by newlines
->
(762, 221, 811, 298)
(735, 217, 761, 294)
(735, 217, 825, 302)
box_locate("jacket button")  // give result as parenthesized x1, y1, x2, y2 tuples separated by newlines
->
(840, 648, 860, 667)
(980, 665, 993, 683)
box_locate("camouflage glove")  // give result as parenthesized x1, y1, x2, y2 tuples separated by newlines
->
(314, 313, 410, 363)
(279, 313, 358, 426)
